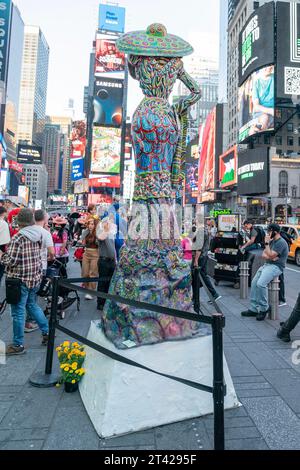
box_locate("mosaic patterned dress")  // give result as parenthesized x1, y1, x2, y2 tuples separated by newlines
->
(100, 55, 206, 350)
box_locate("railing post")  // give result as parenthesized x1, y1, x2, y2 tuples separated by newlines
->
(239, 261, 249, 299)
(29, 276, 60, 388)
(212, 313, 226, 451)
(268, 277, 279, 321)
(193, 267, 200, 314)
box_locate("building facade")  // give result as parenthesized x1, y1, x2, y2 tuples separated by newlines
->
(4, 4, 24, 161)
(42, 123, 60, 194)
(18, 25, 50, 146)
(218, 0, 228, 103)
(48, 116, 72, 194)
(23, 163, 48, 203)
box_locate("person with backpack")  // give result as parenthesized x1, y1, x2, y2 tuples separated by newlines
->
(240, 221, 264, 253)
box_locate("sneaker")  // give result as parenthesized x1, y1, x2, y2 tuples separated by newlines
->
(256, 308, 271, 322)
(277, 324, 291, 343)
(241, 310, 257, 317)
(208, 296, 222, 304)
(24, 322, 39, 333)
(41, 334, 49, 346)
(279, 302, 287, 307)
(85, 294, 93, 300)
(6, 344, 26, 356)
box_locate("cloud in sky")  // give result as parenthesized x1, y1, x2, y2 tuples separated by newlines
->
(15, 0, 219, 119)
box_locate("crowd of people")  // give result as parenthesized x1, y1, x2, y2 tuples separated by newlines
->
(0, 199, 299, 357)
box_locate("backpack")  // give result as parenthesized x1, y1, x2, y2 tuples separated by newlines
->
(280, 230, 293, 248)
(254, 226, 266, 247)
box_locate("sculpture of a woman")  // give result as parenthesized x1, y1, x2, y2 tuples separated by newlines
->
(100, 24, 206, 349)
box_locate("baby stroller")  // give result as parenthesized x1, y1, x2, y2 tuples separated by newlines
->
(38, 259, 80, 319)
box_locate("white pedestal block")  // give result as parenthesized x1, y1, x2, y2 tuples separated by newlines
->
(79, 320, 240, 438)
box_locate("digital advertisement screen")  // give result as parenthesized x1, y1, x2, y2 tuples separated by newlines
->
(71, 158, 84, 181)
(277, 2, 300, 101)
(71, 121, 86, 159)
(74, 179, 89, 194)
(99, 4, 125, 33)
(238, 65, 275, 143)
(91, 127, 121, 174)
(198, 109, 216, 203)
(239, 2, 275, 86)
(89, 175, 120, 188)
(184, 138, 199, 205)
(95, 37, 125, 77)
(88, 194, 113, 205)
(219, 146, 238, 188)
(18, 185, 29, 205)
(93, 78, 123, 128)
(0, 1, 12, 84)
(17, 144, 42, 164)
(237, 148, 270, 195)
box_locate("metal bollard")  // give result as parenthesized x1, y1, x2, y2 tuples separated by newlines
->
(268, 277, 280, 320)
(239, 261, 249, 299)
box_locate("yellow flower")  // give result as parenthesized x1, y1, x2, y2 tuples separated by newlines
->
(56, 347, 62, 352)
(56, 383, 61, 388)
(75, 370, 80, 374)
(71, 380, 76, 384)
(60, 364, 65, 369)
(81, 352, 86, 357)
(71, 362, 78, 370)
(64, 348, 69, 353)
(64, 367, 70, 372)
(63, 341, 70, 347)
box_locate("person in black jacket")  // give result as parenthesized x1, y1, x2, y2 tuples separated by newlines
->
(277, 294, 300, 343)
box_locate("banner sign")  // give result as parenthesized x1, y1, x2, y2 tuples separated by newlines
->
(219, 146, 237, 188)
(71, 158, 84, 181)
(88, 175, 120, 188)
(98, 4, 125, 33)
(70, 120, 86, 159)
(8, 160, 23, 173)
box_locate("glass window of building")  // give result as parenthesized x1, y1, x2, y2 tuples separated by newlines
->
(287, 136, 294, 146)
(287, 123, 294, 132)
(276, 136, 282, 146)
(279, 171, 288, 197)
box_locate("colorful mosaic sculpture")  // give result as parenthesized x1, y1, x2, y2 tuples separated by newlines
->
(100, 24, 204, 349)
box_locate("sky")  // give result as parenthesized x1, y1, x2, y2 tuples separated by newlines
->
(15, 0, 220, 119)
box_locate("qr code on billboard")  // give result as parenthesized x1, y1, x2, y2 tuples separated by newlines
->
(285, 67, 300, 95)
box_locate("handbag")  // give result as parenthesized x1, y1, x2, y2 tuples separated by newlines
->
(74, 247, 85, 262)
(5, 278, 22, 305)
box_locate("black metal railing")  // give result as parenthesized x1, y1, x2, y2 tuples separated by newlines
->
(30, 269, 227, 450)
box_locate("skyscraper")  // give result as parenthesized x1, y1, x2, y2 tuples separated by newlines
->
(3, 3, 24, 161)
(18, 25, 50, 146)
(48, 115, 72, 194)
(42, 123, 61, 194)
(218, 0, 228, 103)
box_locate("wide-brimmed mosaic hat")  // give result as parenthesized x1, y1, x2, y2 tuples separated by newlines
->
(116, 23, 193, 57)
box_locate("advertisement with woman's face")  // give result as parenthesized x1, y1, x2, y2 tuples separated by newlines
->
(238, 65, 275, 143)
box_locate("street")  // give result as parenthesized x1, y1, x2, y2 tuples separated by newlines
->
(0, 256, 300, 451)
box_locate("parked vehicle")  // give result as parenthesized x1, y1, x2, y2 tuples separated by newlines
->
(280, 225, 300, 267)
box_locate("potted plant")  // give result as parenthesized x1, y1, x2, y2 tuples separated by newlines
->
(56, 341, 86, 392)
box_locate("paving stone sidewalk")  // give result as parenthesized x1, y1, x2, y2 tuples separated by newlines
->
(0, 259, 300, 450)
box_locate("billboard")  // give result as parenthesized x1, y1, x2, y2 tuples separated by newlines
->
(18, 185, 29, 205)
(88, 194, 113, 205)
(74, 178, 89, 194)
(277, 2, 300, 101)
(93, 78, 123, 127)
(184, 137, 199, 205)
(8, 160, 22, 173)
(198, 109, 216, 203)
(238, 65, 275, 143)
(237, 147, 270, 196)
(99, 4, 125, 33)
(0, 0, 12, 84)
(219, 146, 238, 188)
(91, 127, 121, 174)
(17, 144, 42, 164)
(71, 158, 84, 181)
(239, 2, 275, 86)
(70, 120, 86, 159)
(89, 175, 120, 188)
(95, 37, 125, 77)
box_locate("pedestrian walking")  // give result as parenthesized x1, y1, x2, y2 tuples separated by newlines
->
(25, 210, 55, 333)
(0, 209, 49, 356)
(277, 293, 300, 342)
(81, 217, 99, 300)
(0, 207, 10, 284)
(96, 216, 116, 310)
(241, 223, 289, 321)
(52, 216, 69, 267)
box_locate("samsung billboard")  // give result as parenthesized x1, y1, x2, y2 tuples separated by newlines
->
(239, 2, 275, 86)
(98, 4, 125, 34)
